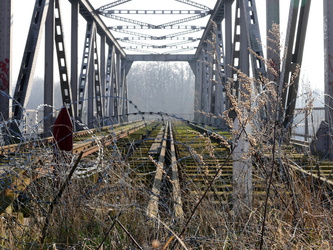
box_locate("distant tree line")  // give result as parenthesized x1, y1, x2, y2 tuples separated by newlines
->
(127, 62, 195, 116)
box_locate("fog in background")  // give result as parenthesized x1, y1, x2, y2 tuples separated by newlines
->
(127, 62, 195, 118)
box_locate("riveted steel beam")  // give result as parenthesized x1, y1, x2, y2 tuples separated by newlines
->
(12, 0, 50, 121)
(0, 0, 11, 122)
(280, 0, 311, 130)
(75, 0, 126, 58)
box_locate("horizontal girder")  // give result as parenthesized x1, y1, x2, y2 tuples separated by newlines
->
(99, 10, 207, 15)
(118, 37, 199, 41)
(110, 25, 205, 30)
(110, 27, 203, 40)
(126, 54, 196, 61)
(97, 0, 132, 11)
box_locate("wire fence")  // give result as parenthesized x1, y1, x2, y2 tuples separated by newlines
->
(0, 98, 333, 248)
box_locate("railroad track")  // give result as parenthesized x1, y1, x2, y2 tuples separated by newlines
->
(1, 118, 333, 223)
(0, 120, 152, 214)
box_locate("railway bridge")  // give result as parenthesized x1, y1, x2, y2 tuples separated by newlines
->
(2, 0, 333, 248)
(0, 0, 330, 146)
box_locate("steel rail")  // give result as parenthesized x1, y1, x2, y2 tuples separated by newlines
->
(0, 120, 152, 214)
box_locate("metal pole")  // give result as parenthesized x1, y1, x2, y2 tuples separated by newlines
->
(71, 0, 79, 123)
(0, 0, 11, 122)
(324, 0, 333, 158)
(44, 0, 54, 136)
(266, 0, 280, 82)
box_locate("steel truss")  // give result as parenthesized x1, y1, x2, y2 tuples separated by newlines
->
(97, 0, 211, 54)
(193, 0, 310, 132)
(0, 0, 319, 143)
(6, 0, 128, 139)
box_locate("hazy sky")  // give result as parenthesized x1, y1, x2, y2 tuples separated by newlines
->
(10, 0, 324, 92)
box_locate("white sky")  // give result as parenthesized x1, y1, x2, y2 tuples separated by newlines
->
(11, 0, 324, 92)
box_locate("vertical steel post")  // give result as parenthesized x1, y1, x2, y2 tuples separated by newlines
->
(232, 0, 252, 214)
(116, 53, 121, 123)
(13, 0, 50, 121)
(266, 0, 280, 82)
(106, 45, 113, 119)
(0, 0, 11, 122)
(233, 118, 253, 214)
(202, 42, 209, 124)
(88, 46, 94, 128)
(280, 0, 311, 130)
(71, 0, 79, 122)
(44, 0, 54, 136)
(225, 0, 233, 114)
(207, 32, 213, 125)
(100, 35, 106, 124)
(240, 1, 249, 78)
(78, 21, 95, 122)
(198, 50, 204, 124)
(192, 58, 199, 123)
(214, 22, 225, 127)
(324, 0, 333, 158)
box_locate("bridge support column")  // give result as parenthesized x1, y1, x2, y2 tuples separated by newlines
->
(88, 48, 94, 128)
(266, 0, 280, 83)
(44, 0, 54, 136)
(193, 57, 203, 124)
(316, 0, 333, 159)
(213, 22, 225, 127)
(233, 118, 252, 215)
(0, 0, 11, 122)
(206, 33, 214, 125)
(71, 0, 79, 124)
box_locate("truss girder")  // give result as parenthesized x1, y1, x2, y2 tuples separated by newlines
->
(105, 45, 114, 118)
(118, 37, 200, 41)
(126, 54, 196, 61)
(123, 47, 159, 54)
(113, 53, 121, 121)
(280, 0, 311, 129)
(54, 0, 73, 116)
(100, 10, 204, 15)
(213, 23, 225, 122)
(78, 21, 95, 120)
(174, 0, 211, 11)
(2, 0, 129, 137)
(323, 0, 333, 158)
(97, 0, 132, 12)
(98, 0, 211, 54)
(110, 27, 203, 40)
(120, 60, 127, 121)
(195, 0, 226, 57)
(194, 0, 268, 124)
(92, 34, 103, 120)
(104, 13, 209, 30)
(159, 14, 209, 28)
(101, 14, 155, 28)
(78, 0, 125, 58)
(242, 0, 266, 81)
(228, 0, 249, 114)
(12, 0, 50, 120)
(266, 0, 280, 81)
(120, 39, 199, 49)
(0, 0, 10, 121)
(162, 47, 196, 54)
(111, 25, 205, 30)
(324, 0, 333, 124)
